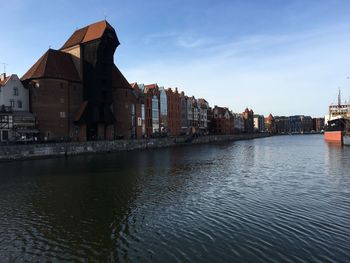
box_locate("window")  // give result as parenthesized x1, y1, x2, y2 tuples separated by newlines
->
(2, 131, 9, 141)
(13, 87, 19, 96)
(10, 100, 15, 108)
(17, 100, 22, 109)
(60, 112, 66, 118)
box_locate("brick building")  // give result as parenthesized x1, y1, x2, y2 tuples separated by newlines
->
(242, 108, 254, 133)
(22, 20, 136, 141)
(312, 117, 325, 132)
(212, 106, 234, 135)
(166, 88, 181, 136)
(264, 113, 276, 133)
(144, 84, 160, 137)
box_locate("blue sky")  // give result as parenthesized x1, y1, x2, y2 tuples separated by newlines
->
(2, 0, 350, 117)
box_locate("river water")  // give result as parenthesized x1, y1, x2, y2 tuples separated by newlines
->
(0, 135, 349, 262)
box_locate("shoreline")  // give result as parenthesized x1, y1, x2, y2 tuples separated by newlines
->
(0, 133, 271, 162)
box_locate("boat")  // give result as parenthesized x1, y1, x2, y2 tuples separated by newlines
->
(324, 90, 350, 143)
(324, 118, 346, 143)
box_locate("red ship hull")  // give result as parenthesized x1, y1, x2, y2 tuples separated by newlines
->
(324, 131, 343, 142)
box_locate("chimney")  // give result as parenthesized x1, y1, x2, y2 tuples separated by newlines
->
(0, 73, 5, 82)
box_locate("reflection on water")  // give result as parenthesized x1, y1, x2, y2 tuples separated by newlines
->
(0, 135, 350, 262)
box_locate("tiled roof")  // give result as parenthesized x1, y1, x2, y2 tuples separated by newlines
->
(61, 20, 119, 50)
(21, 49, 81, 82)
(0, 76, 10, 86)
(144, 83, 159, 93)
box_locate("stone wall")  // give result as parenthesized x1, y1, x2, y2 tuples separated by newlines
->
(0, 133, 270, 162)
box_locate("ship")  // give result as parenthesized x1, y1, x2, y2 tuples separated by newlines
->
(324, 90, 350, 143)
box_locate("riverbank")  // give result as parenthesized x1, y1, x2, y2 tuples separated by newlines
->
(0, 133, 270, 162)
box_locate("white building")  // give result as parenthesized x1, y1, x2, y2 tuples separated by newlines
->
(0, 73, 29, 111)
(253, 114, 265, 132)
(233, 113, 244, 133)
(197, 98, 209, 133)
(0, 73, 36, 142)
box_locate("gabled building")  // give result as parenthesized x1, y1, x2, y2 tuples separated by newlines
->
(265, 113, 276, 133)
(0, 73, 36, 142)
(166, 88, 181, 136)
(180, 92, 188, 134)
(242, 108, 254, 133)
(144, 84, 160, 137)
(21, 20, 135, 141)
(197, 98, 209, 134)
(212, 106, 233, 135)
(0, 73, 29, 111)
(232, 113, 244, 133)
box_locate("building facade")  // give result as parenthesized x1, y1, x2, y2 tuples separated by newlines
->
(253, 114, 265, 132)
(0, 73, 36, 142)
(22, 20, 136, 141)
(242, 108, 254, 133)
(166, 88, 181, 136)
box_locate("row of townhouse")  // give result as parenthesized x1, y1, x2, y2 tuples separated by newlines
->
(274, 115, 314, 134)
(1, 20, 262, 142)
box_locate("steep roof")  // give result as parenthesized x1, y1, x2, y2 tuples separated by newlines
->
(21, 49, 81, 82)
(61, 20, 119, 50)
(0, 76, 10, 86)
(112, 64, 132, 89)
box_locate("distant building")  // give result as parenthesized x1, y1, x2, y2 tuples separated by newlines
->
(180, 92, 188, 134)
(242, 108, 254, 133)
(264, 114, 276, 133)
(197, 98, 209, 134)
(232, 113, 244, 133)
(275, 115, 313, 134)
(166, 88, 181, 136)
(253, 114, 265, 132)
(212, 106, 233, 135)
(312, 117, 325, 132)
(143, 84, 160, 137)
(159, 86, 168, 135)
(275, 116, 290, 134)
(186, 96, 194, 133)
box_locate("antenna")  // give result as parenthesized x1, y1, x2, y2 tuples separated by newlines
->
(0, 62, 8, 74)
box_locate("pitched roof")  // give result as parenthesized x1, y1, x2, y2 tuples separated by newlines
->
(144, 83, 159, 93)
(112, 64, 132, 89)
(0, 76, 10, 86)
(61, 20, 119, 50)
(21, 49, 81, 82)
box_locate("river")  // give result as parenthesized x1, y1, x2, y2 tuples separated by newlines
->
(0, 135, 349, 262)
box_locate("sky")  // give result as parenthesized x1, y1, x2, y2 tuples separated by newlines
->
(1, 0, 350, 117)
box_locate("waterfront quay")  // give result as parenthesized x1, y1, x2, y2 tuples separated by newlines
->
(0, 133, 269, 162)
(0, 134, 349, 262)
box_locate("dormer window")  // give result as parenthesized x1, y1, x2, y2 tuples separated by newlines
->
(13, 87, 19, 96)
